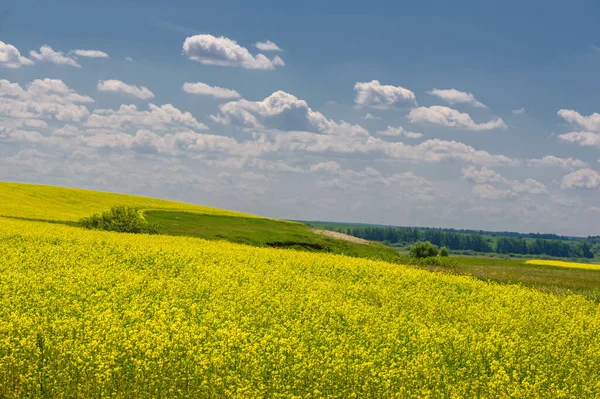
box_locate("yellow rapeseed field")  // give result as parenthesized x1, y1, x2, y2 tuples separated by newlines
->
(1, 183, 600, 397)
(0, 182, 254, 221)
(525, 259, 600, 271)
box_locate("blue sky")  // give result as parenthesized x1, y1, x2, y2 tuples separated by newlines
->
(2, 0, 600, 235)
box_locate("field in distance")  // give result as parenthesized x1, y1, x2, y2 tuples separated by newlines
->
(411, 255, 600, 302)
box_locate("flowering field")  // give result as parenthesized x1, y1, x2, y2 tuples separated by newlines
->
(0, 182, 253, 221)
(1, 183, 600, 397)
(525, 259, 600, 271)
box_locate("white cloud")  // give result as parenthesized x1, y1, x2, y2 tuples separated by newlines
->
(71, 49, 110, 58)
(183, 34, 282, 70)
(0, 127, 47, 144)
(310, 161, 342, 173)
(551, 192, 581, 208)
(86, 103, 207, 132)
(462, 165, 508, 184)
(240, 171, 271, 182)
(409, 106, 507, 131)
(0, 78, 93, 122)
(0, 41, 34, 68)
(472, 184, 515, 200)
(97, 80, 154, 100)
(561, 168, 600, 189)
(512, 107, 526, 115)
(354, 80, 416, 109)
(558, 109, 600, 132)
(362, 113, 379, 120)
(427, 88, 487, 108)
(26, 79, 94, 103)
(76, 128, 241, 156)
(559, 131, 600, 148)
(527, 155, 588, 169)
(255, 40, 282, 52)
(272, 55, 285, 67)
(310, 164, 435, 197)
(375, 126, 423, 139)
(212, 90, 367, 137)
(30, 45, 80, 67)
(512, 179, 547, 195)
(210, 90, 518, 168)
(463, 166, 547, 195)
(183, 82, 240, 99)
(125, 56, 134, 62)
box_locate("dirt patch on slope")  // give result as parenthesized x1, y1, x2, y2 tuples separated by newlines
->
(312, 229, 371, 245)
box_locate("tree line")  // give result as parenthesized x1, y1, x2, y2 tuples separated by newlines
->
(319, 225, 595, 259)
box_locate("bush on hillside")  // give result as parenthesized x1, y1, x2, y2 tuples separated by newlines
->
(80, 206, 160, 234)
(410, 241, 439, 258)
(409, 256, 458, 268)
(439, 247, 449, 257)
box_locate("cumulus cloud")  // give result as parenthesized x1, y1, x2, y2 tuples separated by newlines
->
(375, 126, 423, 139)
(0, 78, 93, 122)
(310, 164, 436, 197)
(551, 192, 581, 208)
(561, 168, 600, 189)
(472, 184, 515, 200)
(354, 80, 416, 109)
(97, 80, 155, 100)
(408, 106, 507, 131)
(73, 128, 243, 157)
(512, 107, 526, 115)
(559, 131, 600, 148)
(462, 165, 508, 184)
(463, 166, 547, 195)
(362, 113, 380, 120)
(86, 103, 207, 132)
(0, 41, 34, 68)
(182, 34, 283, 70)
(310, 161, 342, 173)
(210, 91, 518, 167)
(255, 40, 282, 52)
(183, 82, 241, 99)
(512, 179, 548, 195)
(272, 55, 285, 67)
(527, 155, 588, 169)
(71, 49, 110, 58)
(211, 90, 367, 137)
(30, 45, 80, 67)
(557, 109, 600, 132)
(427, 88, 487, 108)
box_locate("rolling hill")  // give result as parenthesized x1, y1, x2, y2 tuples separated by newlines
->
(0, 182, 399, 261)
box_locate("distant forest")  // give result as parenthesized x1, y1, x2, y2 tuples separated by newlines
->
(306, 222, 598, 259)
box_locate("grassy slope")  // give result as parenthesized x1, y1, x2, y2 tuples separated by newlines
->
(145, 211, 398, 260)
(0, 182, 398, 261)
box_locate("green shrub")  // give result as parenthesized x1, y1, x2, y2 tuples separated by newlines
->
(410, 241, 439, 258)
(80, 206, 160, 234)
(408, 256, 458, 268)
(439, 247, 449, 257)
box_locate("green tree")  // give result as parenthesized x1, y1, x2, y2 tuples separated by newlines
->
(410, 241, 439, 258)
(439, 247, 449, 257)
